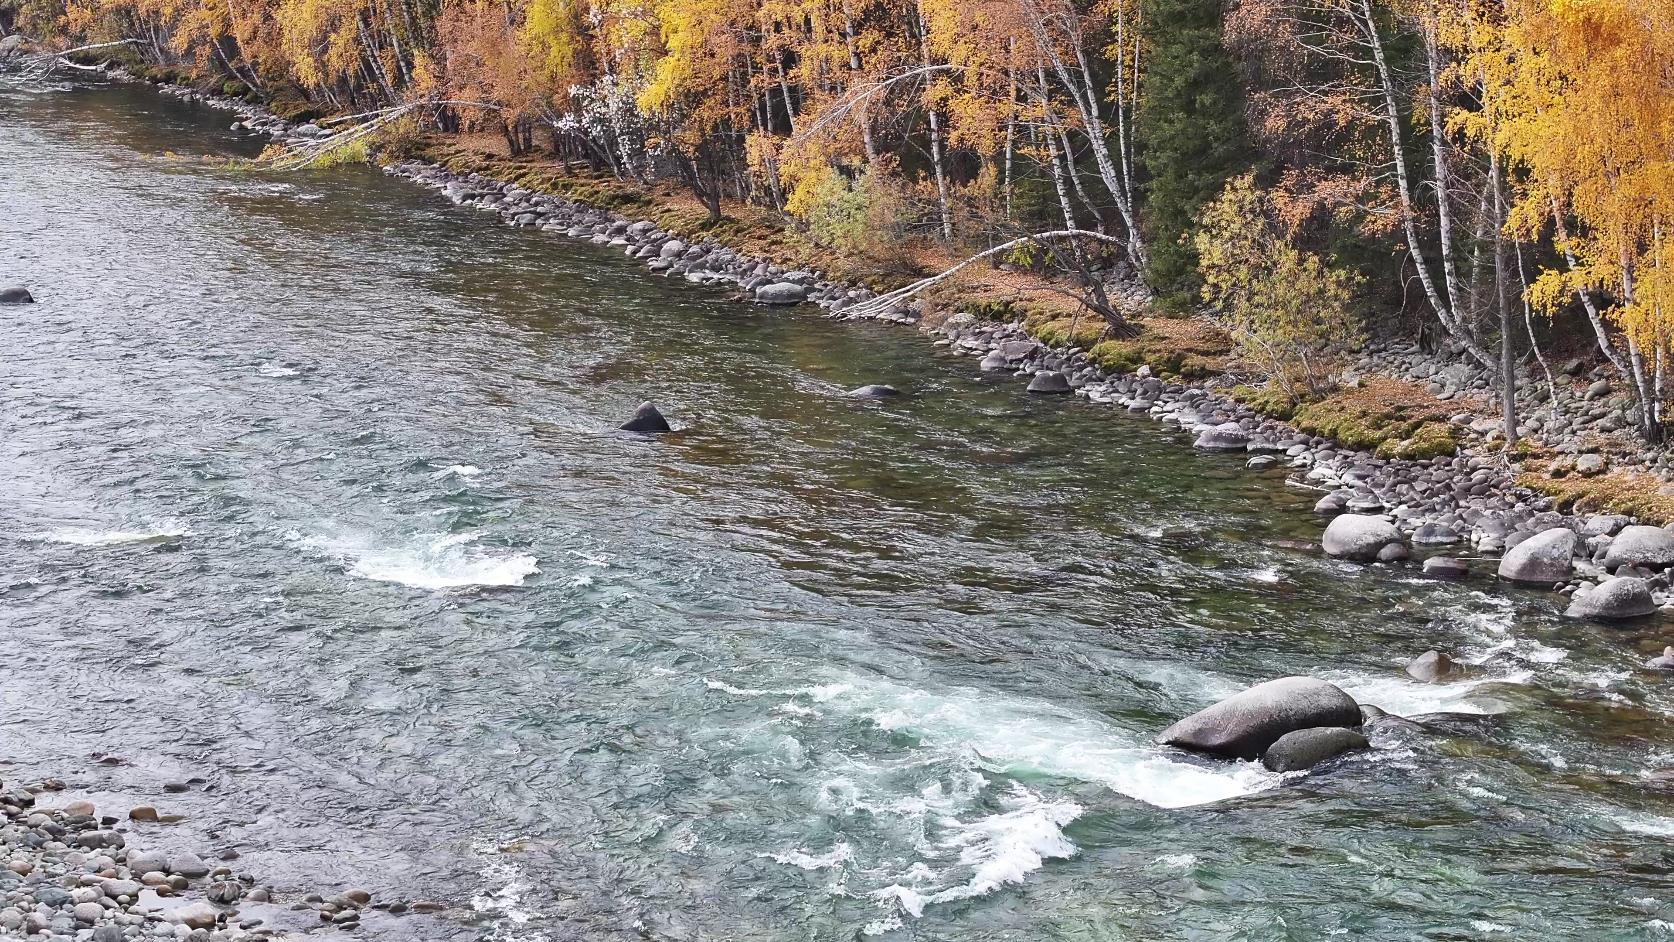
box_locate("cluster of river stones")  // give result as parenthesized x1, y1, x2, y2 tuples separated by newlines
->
(0, 782, 427, 941)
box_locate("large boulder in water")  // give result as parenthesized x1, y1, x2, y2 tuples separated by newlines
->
(1321, 514, 1405, 562)
(1602, 525, 1674, 571)
(1497, 526, 1577, 585)
(1405, 650, 1463, 683)
(1156, 676, 1361, 761)
(0, 286, 34, 304)
(1261, 727, 1369, 772)
(619, 401, 671, 433)
(1565, 576, 1657, 621)
(754, 282, 808, 305)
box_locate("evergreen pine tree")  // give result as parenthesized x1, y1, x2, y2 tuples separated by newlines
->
(1136, 0, 1250, 309)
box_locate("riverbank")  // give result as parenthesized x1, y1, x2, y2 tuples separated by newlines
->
(0, 777, 433, 939)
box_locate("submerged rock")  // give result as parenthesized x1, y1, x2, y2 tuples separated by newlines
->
(0, 286, 34, 304)
(619, 401, 672, 433)
(1422, 556, 1469, 578)
(847, 384, 900, 399)
(1565, 576, 1657, 621)
(754, 282, 808, 305)
(1321, 514, 1405, 562)
(1025, 371, 1072, 395)
(1645, 646, 1674, 670)
(1156, 676, 1361, 761)
(1602, 525, 1674, 571)
(1497, 526, 1577, 585)
(1261, 726, 1369, 772)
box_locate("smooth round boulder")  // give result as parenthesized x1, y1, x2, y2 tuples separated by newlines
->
(0, 286, 34, 304)
(754, 282, 809, 305)
(1025, 371, 1071, 395)
(1377, 542, 1410, 563)
(1565, 576, 1657, 621)
(978, 351, 1008, 372)
(619, 401, 672, 434)
(1497, 526, 1577, 585)
(1412, 523, 1462, 545)
(1321, 514, 1405, 562)
(1193, 422, 1250, 451)
(1405, 650, 1462, 683)
(846, 384, 900, 399)
(1645, 646, 1674, 670)
(1261, 726, 1370, 772)
(1602, 525, 1674, 571)
(1156, 676, 1361, 761)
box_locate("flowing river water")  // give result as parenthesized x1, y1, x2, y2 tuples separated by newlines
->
(7, 80, 1674, 941)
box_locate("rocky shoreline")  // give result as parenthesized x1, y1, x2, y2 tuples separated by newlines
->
(96, 75, 1674, 645)
(0, 780, 430, 941)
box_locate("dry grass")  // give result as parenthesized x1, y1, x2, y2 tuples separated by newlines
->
(1521, 469, 1674, 524)
(1234, 376, 1461, 459)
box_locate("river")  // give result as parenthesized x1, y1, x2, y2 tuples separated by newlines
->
(5, 79, 1674, 941)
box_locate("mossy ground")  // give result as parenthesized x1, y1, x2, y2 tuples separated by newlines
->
(1520, 470, 1674, 525)
(1232, 377, 1461, 460)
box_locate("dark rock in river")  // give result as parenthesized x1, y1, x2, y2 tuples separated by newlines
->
(1406, 650, 1463, 683)
(1321, 514, 1405, 562)
(1412, 523, 1462, 545)
(1497, 526, 1577, 585)
(1025, 371, 1071, 395)
(1565, 576, 1657, 621)
(619, 401, 672, 433)
(1423, 556, 1469, 578)
(1156, 676, 1361, 761)
(1602, 526, 1674, 572)
(0, 286, 34, 304)
(847, 384, 900, 399)
(1261, 726, 1369, 772)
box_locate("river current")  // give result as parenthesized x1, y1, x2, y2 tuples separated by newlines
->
(6, 80, 1674, 940)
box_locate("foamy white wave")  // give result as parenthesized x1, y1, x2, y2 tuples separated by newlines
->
(1327, 670, 1526, 717)
(1471, 921, 1511, 933)
(867, 785, 1080, 923)
(470, 841, 549, 942)
(35, 523, 192, 546)
(295, 529, 538, 589)
(430, 464, 482, 479)
(1243, 567, 1284, 584)
(1605, 809, 1674, 837)
(774, 676, 1280, 809)
(1463, 636, 1569, 666)
(258, 362, 301, 377)
(764, 840, 853, 870)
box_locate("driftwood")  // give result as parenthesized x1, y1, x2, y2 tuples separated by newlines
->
(0, 39, 145, 85)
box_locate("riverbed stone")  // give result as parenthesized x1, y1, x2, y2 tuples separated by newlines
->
(1497, 526, 1577, 585)
(1646, 646, 1674, 670)
(1025, 371, 1071, 395)
(1406, 650, 1462, 683)
(167, 851, 210, 878)
(1156, 676, 1361, 761)
(754, 282, 808, 305)
(1566, 576, 1657, 621)
(1602, 525, 1674, 571)
(1422, 556, 1469, 578)
(1321, 514, 1405, 562)
(0, 286, 34, 304)
(1193, 422, 1250, 451)
(619, 401, 672, 434)
(1260, 727, 1370, 772)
